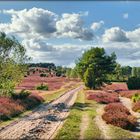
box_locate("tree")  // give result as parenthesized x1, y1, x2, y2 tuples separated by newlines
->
(76, 47, 116, 89)
(132, 67, 137, 77)
(114, 64, 122, 80)
(70, 68, 79, 78)
(84, 67, 95, 89)
(0, 32, 29, 95)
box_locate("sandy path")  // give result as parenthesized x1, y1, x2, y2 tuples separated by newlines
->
(79, 114, 89, 140)
(0, 85, 83, 139)
(120, 96, 140, 136)
(94, 104, 111, 139)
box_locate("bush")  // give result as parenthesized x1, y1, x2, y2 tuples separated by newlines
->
(131, 93, 140, 103)
(22, 94, 44, 110)
(127, 77, 140, 89)
(0, 97, 24, 120)
(36, 83, 48, 90)
(104, 103, 130, 115)
(87, 92, 120, 104)
(11, 90, 30, 100)
(119, 90, 139, 98)
(132, 101, 140, 112)
(40, 73, 48, 77)
(102, 103, 137, 130)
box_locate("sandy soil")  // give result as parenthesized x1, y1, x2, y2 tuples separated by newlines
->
(94, 105, 111, 139)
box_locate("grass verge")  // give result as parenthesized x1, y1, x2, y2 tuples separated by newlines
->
(55, 90, 102, 139)
(84, 100, 102, 139)
(109, 125, 139, 139)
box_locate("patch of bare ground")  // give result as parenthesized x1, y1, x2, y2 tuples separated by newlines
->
(79, 114, 89, 140)
(0, 86, 83, 139)
(120, 96, 140, 136)
(94, 104, 111, 139)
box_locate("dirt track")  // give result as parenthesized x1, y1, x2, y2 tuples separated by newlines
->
(0, 85, 83, 139)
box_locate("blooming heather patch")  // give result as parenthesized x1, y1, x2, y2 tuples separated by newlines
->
(104, 103, 130, 115)
(87, 92, 120, 104)
(0, 97, 24, 120)
(119, 90, 140, 98)
(16, 75, 70, 91)
(102, 83, 128, 92)
(0, 92, 44, 121)
(102, 103, 137, 130)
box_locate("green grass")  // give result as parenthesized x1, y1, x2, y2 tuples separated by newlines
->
(55, 90, 102, 139)
(84, 100, 102, 139)
(55, 91, 84, 139)
(109, 125, 139, 139)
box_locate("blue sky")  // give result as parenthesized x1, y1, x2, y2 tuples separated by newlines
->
(0, 1, 140, 67)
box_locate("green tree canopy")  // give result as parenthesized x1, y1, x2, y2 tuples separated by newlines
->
(0, 32, 29, 95)
(76, 47, 117, 89)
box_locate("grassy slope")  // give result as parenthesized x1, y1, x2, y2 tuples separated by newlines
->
(55, 90, 102, 139)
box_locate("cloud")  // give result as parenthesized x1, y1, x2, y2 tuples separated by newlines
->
(0, 8, 93, 41)
(1, 8, 58, 39)
(102, 27, 130, 43)
(24, 42, 91, 66)
(22, 38, 56, 52)
(123, 13, 128, 19)
(1, 7, 140, 67)
(56, 13, 93, 40)
(91, 20, 104, 31)
(126, 28, 140, 42)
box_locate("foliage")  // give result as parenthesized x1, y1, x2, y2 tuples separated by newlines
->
(0, 97, 24, 120)
(29, 63, 56, 70)
(131, 67, 140, 77)
(11, 90, 31, 100)
(23, 94, 44, 110)
(0, 92, 44, 121)
(107, 65, 132, 82)
(36, 83, 48, 90)
(40, 73, 48, 77)
(131, 93, 140, 103)
(102, 103, 137, 130)
(127, 77, 140, 89)
(0, 32, 29, 95)
(76, 47, 116, 89)
(87, 92, 120, 104)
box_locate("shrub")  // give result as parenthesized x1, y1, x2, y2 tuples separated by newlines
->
(36, 83, 48, 90)
(87, 92, 120, 104)
(127, 77, 140, 89)
(119, 90, 139, 98)
(11, 90, 30, 100)
(131, 93, 140, 103)
(132, 101, 140, 112)
(104, 103, 130, 115)
(23, 94, 44, 110)
(0, 97, 24, 120)
(102, 103, 137, 130)
(40, 73, 48, 77)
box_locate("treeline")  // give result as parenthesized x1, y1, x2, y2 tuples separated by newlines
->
(28, 63, 56, 70)
(108, 65, 140, 82)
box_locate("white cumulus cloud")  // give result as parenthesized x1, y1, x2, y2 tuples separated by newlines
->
(91, 20, 104, 31)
